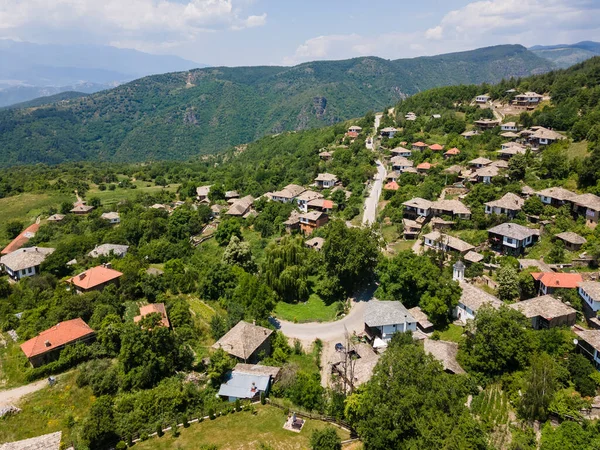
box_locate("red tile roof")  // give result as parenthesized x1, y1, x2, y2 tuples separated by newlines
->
(445, 148, 461, 155)
(134, 303, 170, 328)
(384, 181, 400, 191)
(67, 265, 123, 290)
(346, 131, 358, 138)
(412, 141, 427, 147)
(531, 272, 583, 289)
(20, 318, 95, 358)
(1, 223, 39, 255)
(429, 144, 444, 151)
(417, 162, 432, 170)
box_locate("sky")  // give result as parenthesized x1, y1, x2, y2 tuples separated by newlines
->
(0, 0, 599, 67)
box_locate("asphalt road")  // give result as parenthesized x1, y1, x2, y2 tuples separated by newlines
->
(362, 160, 386, 226)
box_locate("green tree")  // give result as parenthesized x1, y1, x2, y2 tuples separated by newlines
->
(207, 348, 234, 385)
(497, 265, 519, 301)
(520, 353, 558, 421)
(522, 196, 544, 216)
(310, 428, 342, 450)
(223, 235, 257, 273)
(81, 396, 120, 450)
(4, 220, 24, 239)
(547, 239, 566, 264)
(508, 153, 527, 181)
(215, 219, 242, 246)
(263, 237, 310, 302)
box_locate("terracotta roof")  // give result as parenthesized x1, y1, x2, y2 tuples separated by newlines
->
(429, 144, 444, 151)
(444, 148, 460, 155)
(346, 131, 358, 138)
(531, 272, 583, 289)
(134, 303, 170, 328)
(417, 162, 432, 170)
(67, 265, 123, 290)
(1, 223, 39, 255)
(212, 320, 273, 360)
(412, 141, 427, 148)
(384, 181, 399, 191)
(20, 318, 95, 358)
(555, 231, 587, 245)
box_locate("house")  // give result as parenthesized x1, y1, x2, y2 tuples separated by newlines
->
(218, 364, 280, 402)
(405, 112, 417, 121)
(402, 218, 423, 239)
(412, 141, 428, 151)
(469, 157, 492, 168)
(570, 193, 600, 228)
(416, 162, 433, 174)
(100, 212, 120, 224)
(501, 122, 521, 132)
(67, 265, 123, 294)
(226, 195, 254, 217)
(391, 156, 414, 172)
(509, 295, 577, 329)
(536, 187, 576, 207)
(497, 142, 527, 159)
(500, 131, 521, 139)
(315, 173, 338, 189)
(423, 231, 474, 255)
(1, 223, 40, 255)
(196, 185, 211, 202)
(331, 343, 380, 389)
(475, 94, 490, 103)
(402, 197, 433, 219)
(70, 203, 94, 215)
(346, 131, 358, 139)
(473, 166, 500, 184)
(348, 125, 362, 134)
(474, 119, 500, 130)
(212, 320, 273, 363)
(305, 237, 325, 251)
(384, 181, 400, 191)
(284, 211, 301, 233)
(488, 223, 540, 255)
(573, 328, 600, 370)
(390, 147, 412, 157)
(423, 339, 466, 374)
(386, 171, 400, 182)
(271, 184, 306, 203)
(522, 186, 536, 198)
(225, 191, 240, 201)
(299, 211, 329, 234)
(408, 306, 434, 333)
(431, 199, 471, 220)
(484, 193, 524, 218)
(307, 198, 334, 213)
(491, 160, 509, 170)
(531, 272, 583, 295)
(134, 303, 170, 328)
(296, 190, 323, 213)
(555, 231, 587, 251)
(527, 127, 566, 148)
(47, 214, 65, 222)
(380, 127, 397, 138)
(87, 243, 129, 258)
(364, 300, 417, 342)
(431, 114, 441, 119)
(319, 151, 333, 161)
(461, 130, 480, 139)
(444, 148, 460, 158)
(513, 92, 543, 108)
(519, 258, 553, 273)
(0, 247, 55, 281)
(429, 144, 444, 152)
(578, 281, 600, 316)
(455, 281, 502, 322)
(20, 318, 95, 368)
(464, 250, 485, 264)
(211, 204, 227, 218)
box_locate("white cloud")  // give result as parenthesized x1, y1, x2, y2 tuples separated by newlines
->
(0, 0, 266, 52)
(284, 0, 600, 65)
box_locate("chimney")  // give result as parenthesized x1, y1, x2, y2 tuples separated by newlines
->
(79, 273, 86, 280)
(44, 340, 51, 347)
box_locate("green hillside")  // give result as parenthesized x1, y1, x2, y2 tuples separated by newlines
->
(0, 44, 554, 167)
(0, 91, 88, 110)
(531, 41, 600, 69)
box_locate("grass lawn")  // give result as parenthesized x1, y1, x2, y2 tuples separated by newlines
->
(133, 405, 349, 450)
(388, 240, 414, 254)
(567, 140, 589, 160)
(275, 294, 339, 323)
(0, 335, 31, 389)
(380, 223, 399, 243)
(437, 324, 465, 343)
(87, 181, 180, 206)
(0, 371, 94, 445)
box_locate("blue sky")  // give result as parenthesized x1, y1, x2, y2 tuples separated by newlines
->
(0, 0, 599, 66)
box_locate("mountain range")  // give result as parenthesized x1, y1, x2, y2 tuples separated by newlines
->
(0, 40, 204, 107)
(529, 41, 600, 69)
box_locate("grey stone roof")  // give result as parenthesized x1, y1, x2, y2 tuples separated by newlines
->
(403, 197, 433, 210)
(536, 187, 576, 201)
(315, 173, 338, 182)
(300, 211, 326, 221)
(423, 339, 466, 374)
(469, 157, 492, 166)
(407, 306, 433, 329)
(459, 282, 503, 312)
(578, 281, 600, 301)
(212, 321, 273, 360)
(431, 199, 471, 215)
(530, 127, 566, 141)
(555, 231, 587, 245)
(571, 193, 600, 211)
(226, 195, 254, 216)
(272, 184, 306, 199)
(574, 329, 600, 352)
(488, 223, 539, 240)
(0, 431, 62, 450)
(474, 166, 500, 177)
(88, 244, 129, 258)
(100, 212, 120, 221)
(47, 214, 65, 222)
(296, 190, 323, 202)
(305, 237, 325, 250)
(485, 193, 524, 211)
(509, 295, 576, 320)
(196, 185, 211, 197)
(364, 300, 415, 327)
(423, 231, 475, 253)
(518, 259, 553, 272)
(464, 251, 484, 263)
(0, 247, 55, 272)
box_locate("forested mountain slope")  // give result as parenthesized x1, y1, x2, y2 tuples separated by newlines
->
(530, 41, 600, 69)
(0, 44, 554, 167)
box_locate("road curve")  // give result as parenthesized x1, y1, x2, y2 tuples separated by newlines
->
(362, 160, 386, 226)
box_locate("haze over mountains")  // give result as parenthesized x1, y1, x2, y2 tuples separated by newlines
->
(529, 41, 600, 69)
(0, 40, 204, 107)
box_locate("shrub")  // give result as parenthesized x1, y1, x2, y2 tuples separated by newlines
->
(260, 392, 266, 405)
(172, 423, 180, 437)
(235, 398, 241, 412)
(182, 415, 189, 428)
(115, 441, 127, 450)
(209, 408, 216, 420)
(156, 424, 163, 437)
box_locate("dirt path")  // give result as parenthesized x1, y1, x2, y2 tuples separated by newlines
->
(0, 379, 49, 409)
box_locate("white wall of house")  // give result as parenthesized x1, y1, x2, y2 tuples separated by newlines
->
(375, 322, 417, 342)
(538, 194, 552, 205)
(579, 287, 600, 312)
(272, 195, 294, 204)
(454, 303, 475, 322)
(4, 265, 38, 280)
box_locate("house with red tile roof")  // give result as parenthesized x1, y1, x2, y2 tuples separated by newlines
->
(411, 142, 428, 151)
(444, 148, 461, 158)
(20, 318, 95, 367)
(134, 303, 170, 328)
(384, 181, 400, 191)
(67, 264, 123, 294)
(416, 162, 435, 174)
(531, 272, 583, 296)
(429, 144, 444, 152)
(1, 223, 40, 255)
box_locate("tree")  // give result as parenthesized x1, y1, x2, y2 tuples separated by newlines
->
(520, 353, 558, 421)
(4, 220, 24, 239)
(81, 396, 120, 450)
(310, 428, 342, 450)
(522, 196, 544, 216)
(547, 239, 566, 264)
(215, 219, 242, 246)
(207, 348, 234, 385)
(518, 268, 537, 299)
(223, 235, 257, 272)
(566, 353, 598, 397)
(497, 265, 519, 301)
(461, 306, 534, 378)
(263, 237, 310, 303)
(508, 154, 527, 180)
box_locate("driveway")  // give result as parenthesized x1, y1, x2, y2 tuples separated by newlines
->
(362, 160, 386, 226)
(0, 379, 48, 409)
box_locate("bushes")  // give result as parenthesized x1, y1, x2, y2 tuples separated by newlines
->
(26, 342, 93, 381)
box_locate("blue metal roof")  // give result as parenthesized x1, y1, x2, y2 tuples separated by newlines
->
(218, 372, 271, 399)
